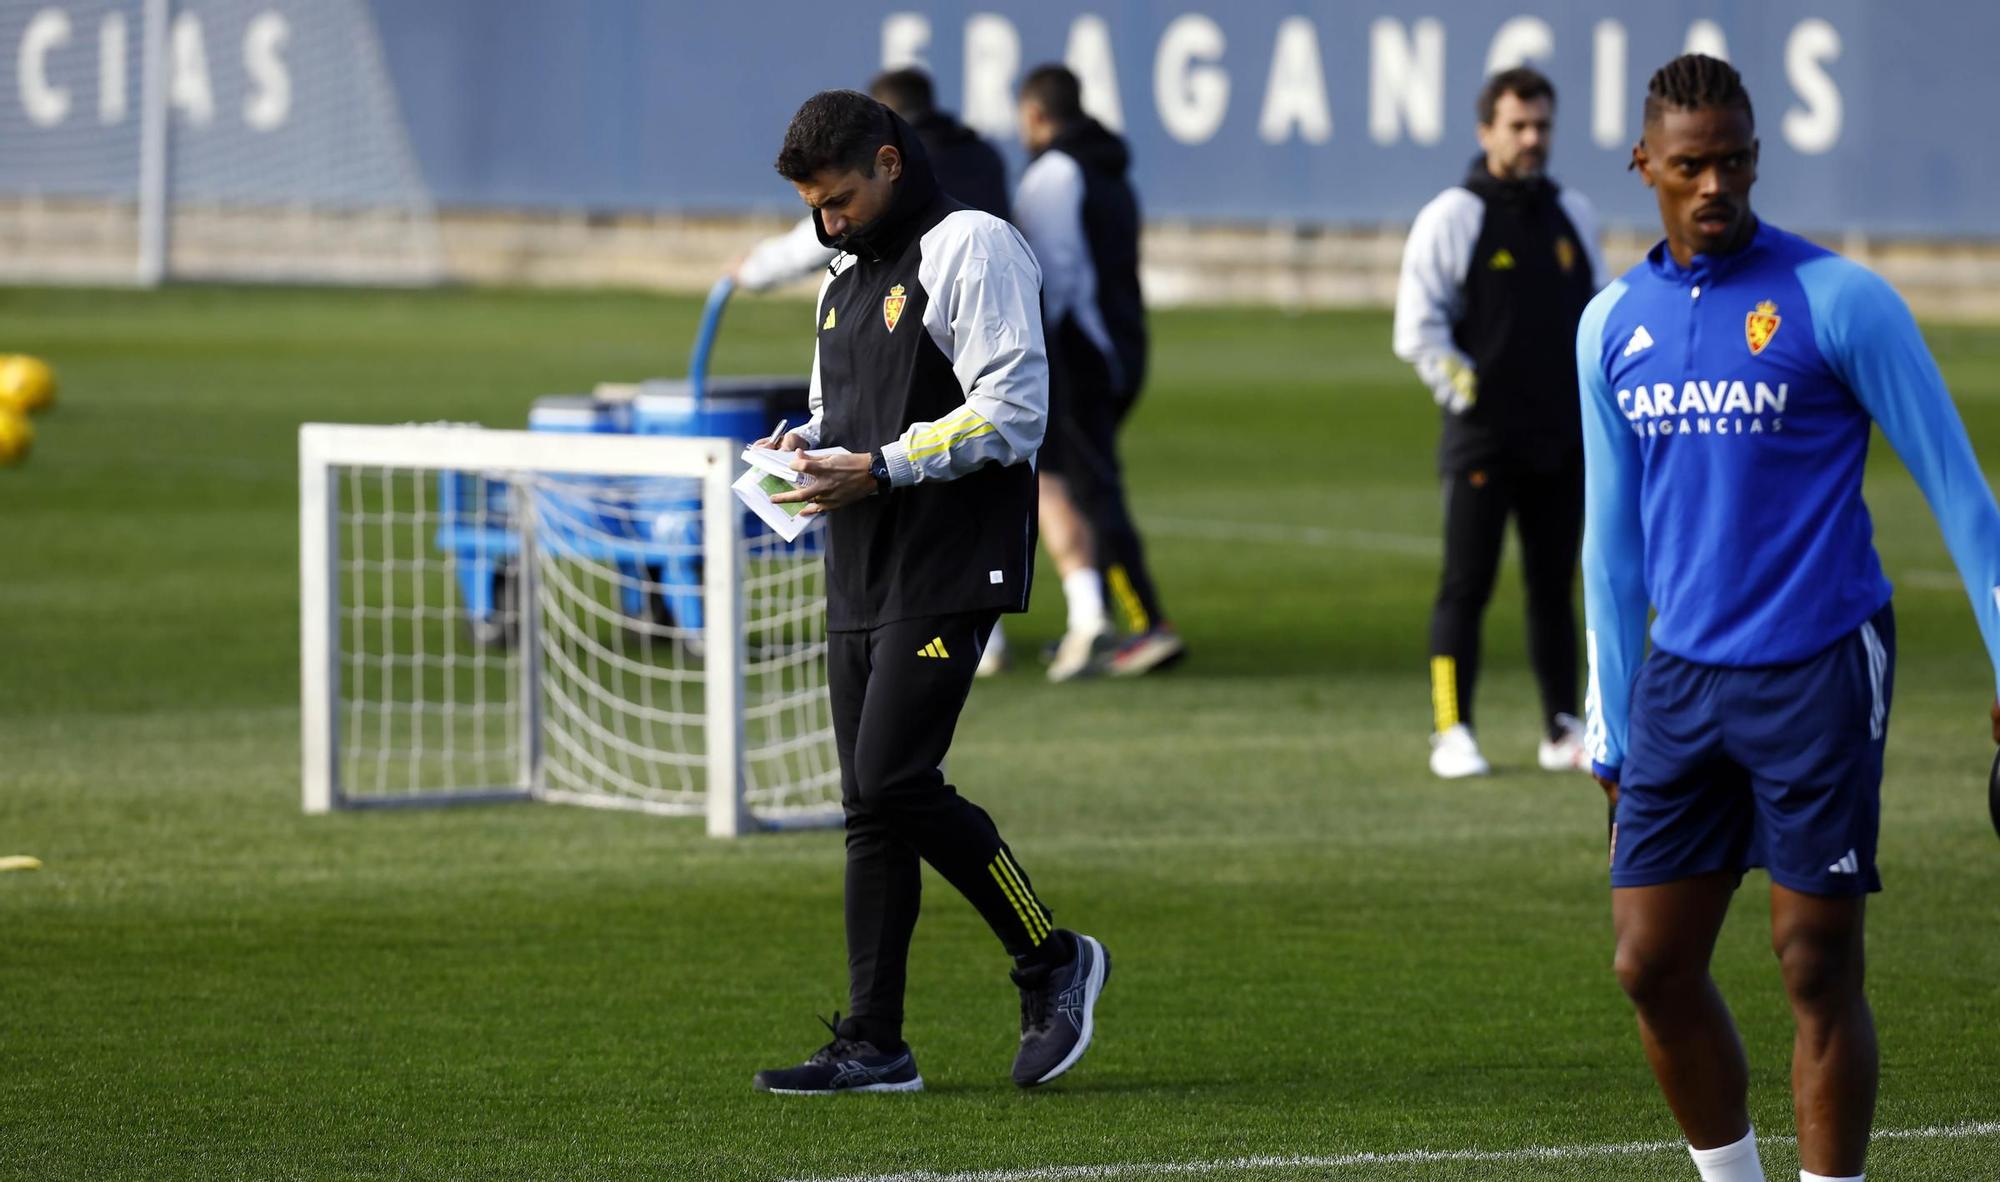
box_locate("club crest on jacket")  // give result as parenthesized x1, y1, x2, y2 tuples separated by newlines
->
(1746, 300, 1782, 355)
(883, 284, 908, 333)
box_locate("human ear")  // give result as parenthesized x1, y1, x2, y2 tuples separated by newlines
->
(1630, 142, 1654, 187)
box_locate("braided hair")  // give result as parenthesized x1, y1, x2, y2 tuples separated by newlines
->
(1643, 53, 1754, 129)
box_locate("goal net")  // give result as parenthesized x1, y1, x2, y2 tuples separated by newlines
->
(299, 423, 842, 835)
(0, 0, 440, 285)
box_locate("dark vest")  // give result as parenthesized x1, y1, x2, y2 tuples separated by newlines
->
(812, 117, 1037, 631)
(1443, 158, 1595, 474)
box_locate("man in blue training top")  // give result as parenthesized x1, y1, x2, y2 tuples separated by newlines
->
(1579, 55, 2000, 1182)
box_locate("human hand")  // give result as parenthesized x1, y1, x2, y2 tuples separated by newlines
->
(1594, 771, 1619, 847)
(768, 450, 877, 516)
(1434, 364, 1477, 415)
(753, 431, 811, 452)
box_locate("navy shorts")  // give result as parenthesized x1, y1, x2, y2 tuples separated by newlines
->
(1611, 603, 1894, 897)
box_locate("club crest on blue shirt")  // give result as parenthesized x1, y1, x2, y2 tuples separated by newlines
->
(1746, 300, 1782, 356)
(882, 284, 907, 333)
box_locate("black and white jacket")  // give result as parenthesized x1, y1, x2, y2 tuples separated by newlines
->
(1014, 117, 1147, 399)
(793, 112, 1048, 631)
(1393, 157, 1603, 473)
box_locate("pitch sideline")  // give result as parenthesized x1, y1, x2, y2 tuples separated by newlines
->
(780, 1120, 2000, 1182)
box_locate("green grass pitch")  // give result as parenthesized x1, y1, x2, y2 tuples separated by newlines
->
(2, 285, 1997, 1180)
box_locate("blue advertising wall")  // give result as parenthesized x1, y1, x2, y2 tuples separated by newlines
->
(8, 2, 1999, 235)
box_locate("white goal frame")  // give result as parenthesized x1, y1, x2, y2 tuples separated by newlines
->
(300, 422, 833, 837)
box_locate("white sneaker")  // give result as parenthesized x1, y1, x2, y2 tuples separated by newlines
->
(1429, 724, 1491, 779)
(1538, 713, 1591, 772)
(1047, 622, 1115, 683)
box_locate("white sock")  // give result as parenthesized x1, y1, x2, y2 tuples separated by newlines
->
(1799, 1172, 1862, 1182)
(984, 620, 1008, 658)
(1062, 569, 1106, 633)
(1689, 1129, 1765, 1182)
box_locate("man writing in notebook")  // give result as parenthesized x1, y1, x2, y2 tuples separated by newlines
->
(748, 89, 1110, 1094)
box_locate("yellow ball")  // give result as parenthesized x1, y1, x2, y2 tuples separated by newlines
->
(0, 354, 57, 414)
(0, 409, 34, 466)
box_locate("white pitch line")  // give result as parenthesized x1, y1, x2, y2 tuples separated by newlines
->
(1148, 516, 1438, 558)
(779, 1120, 2000, 1182)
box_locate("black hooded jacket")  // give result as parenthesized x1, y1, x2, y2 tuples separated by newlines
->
(1015, 117, 1148, 398)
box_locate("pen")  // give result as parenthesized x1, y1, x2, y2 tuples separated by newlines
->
(765, 418, 788, 449)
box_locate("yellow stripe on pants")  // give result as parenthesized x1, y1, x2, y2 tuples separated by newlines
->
(1108, 564, 1148, 634)
(989, 861, 1045, 944)
(994, 851, 1050, 943)
(1431, 655, 1459, 732)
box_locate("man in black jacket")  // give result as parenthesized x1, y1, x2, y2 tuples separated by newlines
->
(749, 90, 1109, 1095)
(1393, 66, 1604, 780)
(734, 69, 1010, 291)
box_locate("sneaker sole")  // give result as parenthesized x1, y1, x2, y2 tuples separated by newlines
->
(1047, 641, 1115, 683)
(758, 1076, 926, 1095)
(1025, 935, 1110, 1087)
(1107, 639, 1187, 678)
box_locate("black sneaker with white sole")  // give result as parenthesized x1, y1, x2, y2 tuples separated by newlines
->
(1009, 931, 1110, 1087)
(753, 1015, 924, 1095)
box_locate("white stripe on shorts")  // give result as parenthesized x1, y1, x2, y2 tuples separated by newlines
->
(1859, 619, 1887, 740)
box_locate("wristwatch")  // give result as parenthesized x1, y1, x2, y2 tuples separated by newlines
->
(868, 450, 892, 495)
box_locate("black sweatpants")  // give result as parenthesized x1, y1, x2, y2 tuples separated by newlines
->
(1044, 324, 1169, 633)
(1428, 463, 1583, 737)
(831, 610, 1057, 1049)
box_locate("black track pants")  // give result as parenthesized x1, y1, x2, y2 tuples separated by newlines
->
(1427, 463, 1583, 736)
(830, 610, 1056, 1047)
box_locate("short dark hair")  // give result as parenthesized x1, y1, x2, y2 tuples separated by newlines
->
(869, 68, 935, 120)
(1476, 66, 1555, 126)
(1643, 53, 1754, 129)
(1020, 64, 1083, 121)
(775, 90, 894, 183)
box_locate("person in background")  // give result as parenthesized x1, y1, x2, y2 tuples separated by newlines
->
(1392, 66, 1603, 778)
(1001, 63, 1183, 682)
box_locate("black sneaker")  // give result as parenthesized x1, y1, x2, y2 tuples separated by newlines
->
(753, 1015, 924, 1094)
(1009, 931, 1110, 1088)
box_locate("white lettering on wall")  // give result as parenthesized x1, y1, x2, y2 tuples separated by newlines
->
(1783, 18, 1841, 155)
(1065, 14, 1123, 131)
(19, 8, 72, 128)
(99, 12, 125, 124)
(1684, 20, 1728, 62)
(1258, 16, 1330, 144)
(962, 13, 1019, 137)
(243, 12, 289, 131)
(171, 11, 214, 126)
(1484, 15, 1552, 75)
(880, 12, 929, 70)
(1369, 17, 1444, 145)
(1592, 20, 1626, 149)
(1154, 13, 1227, 145)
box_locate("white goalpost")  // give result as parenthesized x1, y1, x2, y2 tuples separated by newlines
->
(298, 423, 843, 836)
